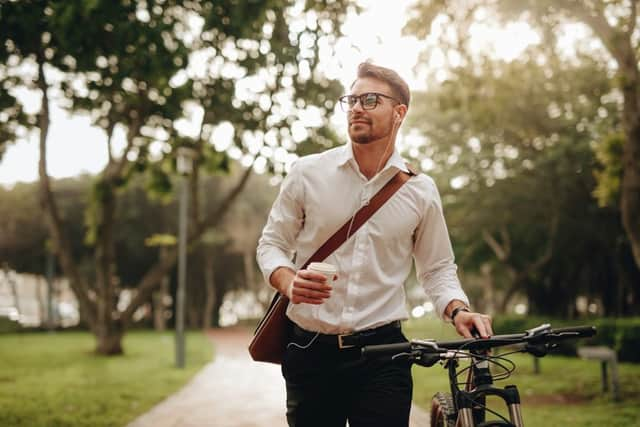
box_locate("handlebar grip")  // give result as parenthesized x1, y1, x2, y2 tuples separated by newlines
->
(361, 342, 412, 358)
(551, 325, 597, 338)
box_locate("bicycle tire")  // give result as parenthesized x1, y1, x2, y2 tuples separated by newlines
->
(430, 392, 456, 427)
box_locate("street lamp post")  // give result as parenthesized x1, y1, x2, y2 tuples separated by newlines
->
(175, 147, 195, 368)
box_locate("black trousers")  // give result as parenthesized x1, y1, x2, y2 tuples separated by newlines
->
(281, 325, 413, 427)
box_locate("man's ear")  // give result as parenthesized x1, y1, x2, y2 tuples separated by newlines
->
(394, 105, 407, 123)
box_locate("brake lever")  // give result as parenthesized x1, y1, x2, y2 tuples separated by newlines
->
(525, 323, 551, 337)
(398, 340, 445, 367)
(414, 353, 442, 367)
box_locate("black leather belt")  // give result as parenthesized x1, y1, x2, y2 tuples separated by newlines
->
(292, 320, 402, 349)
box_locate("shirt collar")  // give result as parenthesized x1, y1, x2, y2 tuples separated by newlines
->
(337, 142, 409, 174)
(336, 143, 354, 167)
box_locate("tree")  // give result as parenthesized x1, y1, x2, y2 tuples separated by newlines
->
(0, 0, 354, 354)
(405, 0, 640, 270)
(0, 167, 280, 328)
(401, 19, 639, 315)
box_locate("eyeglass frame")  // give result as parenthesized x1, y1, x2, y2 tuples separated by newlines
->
(338, 92, 402, 112)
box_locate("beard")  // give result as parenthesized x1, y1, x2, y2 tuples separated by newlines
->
(350, 131, 374, 144)
(348, 117, 393, 144)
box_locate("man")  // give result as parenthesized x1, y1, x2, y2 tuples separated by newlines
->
(256, 62, 493, 427)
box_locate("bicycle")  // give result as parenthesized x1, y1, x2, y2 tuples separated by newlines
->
(361, 323, 596, 427)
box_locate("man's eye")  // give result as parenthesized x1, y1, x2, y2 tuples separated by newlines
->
(363, 94, 377, 106)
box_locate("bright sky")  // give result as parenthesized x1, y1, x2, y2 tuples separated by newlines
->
(0, 0, 541, 187)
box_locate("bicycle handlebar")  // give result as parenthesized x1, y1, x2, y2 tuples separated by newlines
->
(545, 325, 596, 337)
(360, 342, 414, 358)
(361, 324, 596, 359)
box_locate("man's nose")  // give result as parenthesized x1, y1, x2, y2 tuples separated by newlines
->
(350, 98, 365, 112)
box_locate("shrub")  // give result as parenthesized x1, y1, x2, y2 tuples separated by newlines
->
(0, 316, 22, 333)
(615, 318, 640, 363)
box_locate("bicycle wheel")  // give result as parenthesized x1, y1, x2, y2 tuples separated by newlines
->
(430, 392, 456, 427)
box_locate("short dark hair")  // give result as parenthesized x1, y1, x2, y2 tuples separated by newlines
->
(353, 62, 410, 109)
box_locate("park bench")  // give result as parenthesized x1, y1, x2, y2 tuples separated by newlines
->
(576, 346, 621, 401)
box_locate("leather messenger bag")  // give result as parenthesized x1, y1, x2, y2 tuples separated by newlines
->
(248, 169, 413, 364)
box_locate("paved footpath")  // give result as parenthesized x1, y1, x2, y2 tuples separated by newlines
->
(127, 327, 430, 427)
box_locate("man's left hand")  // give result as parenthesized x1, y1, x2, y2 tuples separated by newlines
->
(454, 310, 493, 338)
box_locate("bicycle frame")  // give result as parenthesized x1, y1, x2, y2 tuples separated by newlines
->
(446, 349, 524, 427)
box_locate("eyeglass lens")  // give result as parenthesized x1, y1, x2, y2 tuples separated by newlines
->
(341, 93, 379, 110)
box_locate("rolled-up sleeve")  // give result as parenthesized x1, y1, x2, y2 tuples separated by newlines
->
(256, 162, 305, 284)
(413, 179, 469, 319)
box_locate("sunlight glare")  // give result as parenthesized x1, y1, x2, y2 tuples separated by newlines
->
(468, 21, 540, 62)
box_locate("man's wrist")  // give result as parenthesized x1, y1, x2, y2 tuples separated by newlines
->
(450, 305, 470, 324)
(270, 267, 295, 295)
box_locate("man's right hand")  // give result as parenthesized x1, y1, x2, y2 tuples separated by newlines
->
(270, 267, 333, 305)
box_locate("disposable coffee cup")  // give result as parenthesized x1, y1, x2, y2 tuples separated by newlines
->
(307, 262, 337, 282)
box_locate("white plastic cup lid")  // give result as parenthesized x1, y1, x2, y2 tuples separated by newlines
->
(308, 262, 337, 275)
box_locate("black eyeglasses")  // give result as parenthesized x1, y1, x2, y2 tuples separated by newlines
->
(338, 92, 400, 112)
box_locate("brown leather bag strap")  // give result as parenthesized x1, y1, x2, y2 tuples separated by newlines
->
(300, 168, 414, 269)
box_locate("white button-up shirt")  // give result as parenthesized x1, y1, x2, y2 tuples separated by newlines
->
(256, 143, 469, 334)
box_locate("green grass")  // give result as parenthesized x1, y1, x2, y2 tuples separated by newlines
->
(405, 317, 640, 427)
(0, 330, 213, 427)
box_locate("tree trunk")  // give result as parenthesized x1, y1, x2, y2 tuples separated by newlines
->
(35, 56, 97, 333)
(45, 249, 56, 329)
(619, 54, 640, 269)
(202, 253, 216, 330)
(36, 277, 47, 327)
(188, 308, 200, 329)
(243, 250, 256, 290)
(2, 266, 20, 315)
(96, 328, 124, 355)
(94, 179, 121, 354)
(95, 317, 124, 354)
(479, 263, 495, 316)
(153, 275, 170, 331)
(152, 291, 164, 331)
(212, 283, 225, 328)
(153, 247, 171, 331)
(498, 268, 520, 313)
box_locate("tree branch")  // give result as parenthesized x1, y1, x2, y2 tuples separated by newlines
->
(482, 229, 509, 261)
(558, 0, 629, 65)
(105, 120, 115, 165)
(629, 0, 637, 37)
(192, 165, 253, 239)
(500, 225, 511, 257)
(106, 115, 141, 182)
(528, 213, 558, 273)
(120, 164, 254, 326)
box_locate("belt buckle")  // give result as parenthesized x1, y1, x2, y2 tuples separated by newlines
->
(338, 333, 355, 349)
